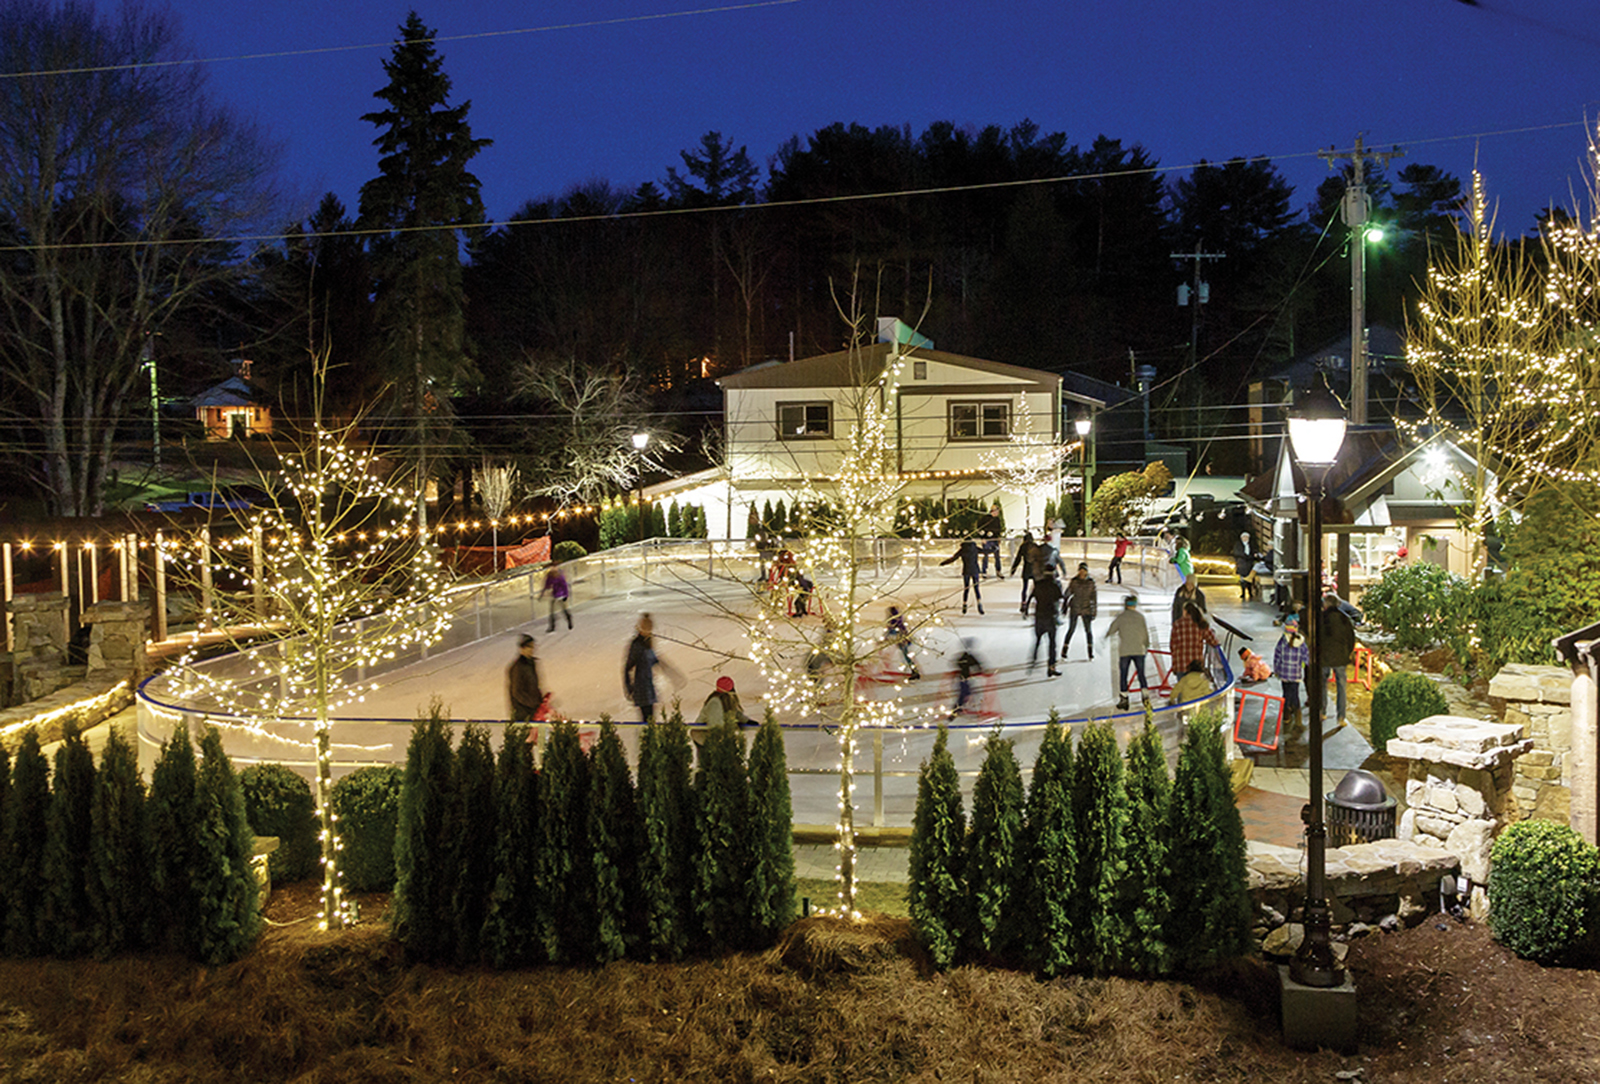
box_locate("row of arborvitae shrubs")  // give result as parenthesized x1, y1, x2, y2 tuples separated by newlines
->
(387, 707, 797, 966)
(908, 707, 1254, 976)
(0, 724, 261, 965)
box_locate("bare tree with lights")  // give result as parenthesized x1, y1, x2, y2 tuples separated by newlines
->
(979, 389, 1065, 531)
(160, 354, 453, 930)
(471, 459, 520, 571)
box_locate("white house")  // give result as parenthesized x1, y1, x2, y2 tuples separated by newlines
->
(649, 337, 1104, 539)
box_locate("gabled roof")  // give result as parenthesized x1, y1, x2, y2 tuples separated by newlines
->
(718, 342, 1061, 393)
(191, 375, 269, 409)
(1268, 325, 1408, 387)
(1239, 428, 1477, 512)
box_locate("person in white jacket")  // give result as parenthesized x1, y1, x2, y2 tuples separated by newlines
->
(1105, 595, 1151, 710)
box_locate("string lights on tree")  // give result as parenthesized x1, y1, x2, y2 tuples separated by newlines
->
(979, 389, 1066, 531)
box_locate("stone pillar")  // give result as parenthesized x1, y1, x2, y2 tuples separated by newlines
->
(1387, 715, 1533, 918)
(81, 600, 152, 680)
(1488, 663, 1573, 822)
(1572, 667, 1598, 846)
(5, 592, 79, 705)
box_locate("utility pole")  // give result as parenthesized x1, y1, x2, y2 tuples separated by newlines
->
(1171, 248, 1226, 369)
(142, 332, 161, 473)
(1320, 135, 1403, 426)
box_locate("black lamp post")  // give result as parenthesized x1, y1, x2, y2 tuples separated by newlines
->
(632, 431, 649, 544)
(1287, 382, 1348, 989)
(1074, 413, 1092, 535)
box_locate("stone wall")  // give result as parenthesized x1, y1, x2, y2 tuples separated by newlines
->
(5, 593, 81, 706)
(81, 600, 150, 679)
(1488, 663, 1572, 823)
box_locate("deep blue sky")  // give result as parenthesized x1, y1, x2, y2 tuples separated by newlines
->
(175, 0, 1599, 236)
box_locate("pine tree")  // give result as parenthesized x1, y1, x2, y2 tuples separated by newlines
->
(650, 501, 667, 540)
(392, 705, 457, 961)
(746, 710, 796, 942)
(192, 726, 262, 964)
(41, 727, 95, 957)
(483, 723, 540, 968)
(966, 730, 1025, 958)
(773, 499, 788, 537)
(358, 11, 492, 529)
(88, 729, 149, 957)
(761, 499, 774, 536)
(536, 721, 593, 963)
(1023, 716, 1076, 976)
(692, 720, 751, 947)
(1122, 719, 1172, 976)
(146, 723, 200, 956)
(908, 726, 967, 969)
(5, 731, 49, 956)
(449, 723, 497, 965)
(746, 501, 760, 541)
(588, 720, 639, 963)
(1070, 719, 1130, 974)
(636, 711, 696, 960)
(1165, 708, 1253, 971)
(667, 500, 682, 538)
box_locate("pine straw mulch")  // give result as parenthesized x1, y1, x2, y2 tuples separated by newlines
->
(2, 880, 1600, 1083)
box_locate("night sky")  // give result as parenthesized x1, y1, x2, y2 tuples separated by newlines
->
(177, 0, 1598, 235)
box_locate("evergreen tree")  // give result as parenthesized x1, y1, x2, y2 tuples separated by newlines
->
(358, 11, 492, 526)
(392, 705, 457, 961)
(746, 501, 759, 541)
(192, 726, 262, 964)
(761, 499, 774, 536)
(588, 720, 639, 963)
(1165, 708, 1253, 971)
(41, 727, 95, 957)
(650, 501, 667, 540)
(449, 723, 497, 965)
(692, 720, 751, 948)
(5, 731, 49, 956)
(1022, 716, 1076, 976)
(773, 499, 788, 537)
(483, 722, 541, 968)
(536, 721, 593, 963)
(1122, 719, 1172, 976)
(146, 723, 200, 956)
(1070, 719, 1130, 974)
(966, 730, 1025, 958)
(636, 710, 696, 960)
(746, 710, 796, 942)
(667, 500, 682, 538)
(88, 729, 149, 957)
(908, 726, 967, 969)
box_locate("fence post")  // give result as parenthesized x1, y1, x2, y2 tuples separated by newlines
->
(707, 539, 713, 579)
(873, 729, 885, 827)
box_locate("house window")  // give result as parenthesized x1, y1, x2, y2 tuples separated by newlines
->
(948, 400, 1010, 441)
(777, 401, 832, 440)
(913, 360, 927, 380)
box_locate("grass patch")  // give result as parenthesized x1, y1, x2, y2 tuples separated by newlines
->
(795, 877, 907, 916)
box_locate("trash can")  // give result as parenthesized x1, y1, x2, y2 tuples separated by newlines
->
(1325, 768, 1396, 846)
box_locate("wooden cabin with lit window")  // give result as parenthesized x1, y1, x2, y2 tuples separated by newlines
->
(191, 358, 273, 440)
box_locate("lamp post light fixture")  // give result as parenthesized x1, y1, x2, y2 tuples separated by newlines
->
(1074, 413, 1092, 535)
(632, 432, 650, 545)
(1286, 382, 1348, 989)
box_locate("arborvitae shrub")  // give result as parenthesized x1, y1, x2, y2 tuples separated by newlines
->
(1164, 707, 1253, 971)
(966, 731, 1025, 958)
(636, 711, 696, 961)
(5, 730, 50, 956)
(537, 721, 593, 963)
(393, 706, 457, 962)
(240, 764, 319, 883)
(909, 726, 967, 969)
(1122, 719, 1172, 976)
(146, 723, 200, 957)
(746, 502, 760, 541)
(1490, 819, 1600, 963)
(667, 500, 682, 538)
(483, 723, 540, 968)
(1070, 719, 1129, 974)
(88, 729, 149, 957)
(773, 499, 788, 537)
(449, 723, 497, 965)
(650, 502, 667, 540)
(588, 720, 639, 963)
(746, 711, 796, 942)
(42, 728, 96, 957)
(552, 540, 587, 564)
(332, 766, 404, 891)
(192, 726, 262, 964)
(1022, 717, 1075, 976)
(693, 720, 751, 948)
(1370, 672, 1450, 753)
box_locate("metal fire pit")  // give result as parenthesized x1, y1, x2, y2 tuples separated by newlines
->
(1325, 768, 1396, 847)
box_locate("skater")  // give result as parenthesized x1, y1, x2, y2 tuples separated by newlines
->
(1171, 659, 1214, 705)
(1320, 593, 1358, 728)
(978, 503, 1005, 578)
(1170, 578, 1208, 626)
(885, 605, 920, 679)
(940, 539, 984, 614)
(1062, 562, 1097, 661)
(951, 638, 984, 716)
(540, 562, 572, 631)
(1272, 614, 1309, 727)
(508, 634, 544, 721)
(1238, 645, 1272, 683)
(1105, 595, 1150, 710)
(623, 613, 679, 723)
(1029, 568, 1063, 676)
(1170, 536, 1194, 586)
(695, 675, 753, 728)
(1170, 601, 1219, 678)
(1106, 534, 1130, 584)
(1010, 530, 1039, 614)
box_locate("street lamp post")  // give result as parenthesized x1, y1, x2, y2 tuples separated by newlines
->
(1286, 383, 1348, 989)
(1074, 413, 1092, 535)
(632, 431, 649, 545)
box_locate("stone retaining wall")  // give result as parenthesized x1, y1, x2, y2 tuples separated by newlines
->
(1488, 663, 1572, 823)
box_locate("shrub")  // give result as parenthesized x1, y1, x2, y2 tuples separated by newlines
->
(967, 731, 1025, 958)
(393, 705, 455, 960)
(88, 729, 149, 956)
(482, 722, 540, 969)
(1479, 487, 1600, 668)
(1122, 719, 1172, 976)
(1021, 717, 1074, 976)
(1489, 819, 1600, 963)
(1069, 720, 1128, 974)
(333, 766, 404, 892)
(146, 724, 201, 957)
(192, 726, 262, 964)
(5, 730, 50, 956)
(1370, 672, 1451, 752)
(588, 720, 639, 963)
(909, 726, 967, 969)
(746, 710, 796, 943)
(239, 764, 319, 883)
(636, 710, 695, 961)
(1359, 562, 1473, 652)
(449, 724, 497, 964)
(692, 720, 751, 948)
(537, 721, 593, 963)
(551, 539, 587, 564)
(42, 728, 96, 957)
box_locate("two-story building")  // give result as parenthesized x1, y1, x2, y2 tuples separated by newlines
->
(649, 331, 1107, 539)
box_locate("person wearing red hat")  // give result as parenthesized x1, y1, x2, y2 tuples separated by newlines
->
(695, 674, 753, 728)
